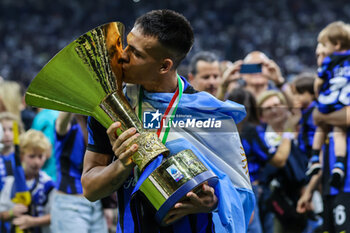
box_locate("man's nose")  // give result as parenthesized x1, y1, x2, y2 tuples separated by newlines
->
(34, 157, 43, 166)
(209, 76, 218, 85)
(118, 47, 129, 64)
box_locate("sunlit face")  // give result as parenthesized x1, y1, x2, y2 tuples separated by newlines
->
(120, 26, 165, 87)
(190, 61, 221, 96)
(22, 148, 47, 178)
(105, 22, 124, 89)
(316, 42, 328, 66)
(319, 39, 338, 57)
(0, 120, 14, 149)
(260, 95, 288, 126)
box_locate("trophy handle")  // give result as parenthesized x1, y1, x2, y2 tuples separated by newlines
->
(100, 91, 169, 170)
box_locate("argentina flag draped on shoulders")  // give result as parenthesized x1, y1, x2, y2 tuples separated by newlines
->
(124, 76, 255, 233)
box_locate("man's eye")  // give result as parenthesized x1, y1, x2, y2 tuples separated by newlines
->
(134, 51, 142, 58)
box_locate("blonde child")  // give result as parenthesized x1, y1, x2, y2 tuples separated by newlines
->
(307, 21, 350, 189)
(0, 129, 55, 233)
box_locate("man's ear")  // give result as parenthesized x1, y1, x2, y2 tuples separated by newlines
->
(335, 41, 342, 51)
(159, 58, 173, 74)
(188, 73, 194, 83)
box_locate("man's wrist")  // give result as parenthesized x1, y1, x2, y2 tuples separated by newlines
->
(282, 132, 295, 140)
(275, 77, 285, 88)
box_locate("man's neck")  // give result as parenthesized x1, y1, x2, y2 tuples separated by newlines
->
(25, 173, 36, 181)
(271, 122, 285, 134)
(1, 147, 14, 156)
(142, 72, 178, 93)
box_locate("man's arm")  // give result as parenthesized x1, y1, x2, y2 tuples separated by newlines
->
(313, 106, 350, 127)
(55, 112, 73, 136)
(269, 137, 291, 168)
(82, 150, 133, 201)
(264, 59, 285, 87)
(12, 214, 50, 229)
(269, 114, 299, 168)
(296, 171, 322, 214)
(81, 122, 139, 201)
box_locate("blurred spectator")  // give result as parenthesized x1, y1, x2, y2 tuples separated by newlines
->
(0, 129, 54, 233)
(0, 81, 24, 121)
(306, 21, 350, 190)
(0, 112, 24, 157)
(227, 88, 262, 233)
(291, 72, 317, 159)
(50, 112, 107, 233)
(217, 60, 243, 100)
(255, 90, 307, 233)
(31, 109, 59, 181)
(241, 51, 285, 98)
(188, 51, 221, 96)
(0, 112, 25, 232)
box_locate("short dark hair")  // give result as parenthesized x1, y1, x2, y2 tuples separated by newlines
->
(188, 51, 219, 75)
(227, 88, 259, 125)
(292, 72, 316, 95)
(135, 9, 194, 68)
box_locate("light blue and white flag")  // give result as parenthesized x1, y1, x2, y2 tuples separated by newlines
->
(126, 83, 255, 233)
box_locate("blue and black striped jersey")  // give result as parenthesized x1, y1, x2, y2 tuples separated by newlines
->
(322, 128, 350, 196)
(55, 121, 85, 194)
(317, 50, 350, 114)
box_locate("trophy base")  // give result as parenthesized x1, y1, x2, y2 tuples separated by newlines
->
(155, 171, 218, 225)
(138, 149, 218, 225)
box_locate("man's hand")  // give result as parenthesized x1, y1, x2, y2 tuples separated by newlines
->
(103, 209, 115, 229)
(12, 215, 35, 230)
(106, 122, 140, 167)
(296, 189, 313, 214)
(263, 59, 284, 86)
(12, 204, 28, 217)
(163, 182, 218, 225)
(216, 60, 243, 100)
(222, 60, 243, 85)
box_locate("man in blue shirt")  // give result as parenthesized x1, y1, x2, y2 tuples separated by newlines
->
(82, 9, 254, 233)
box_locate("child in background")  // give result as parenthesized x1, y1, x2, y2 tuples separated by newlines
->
(0, 112, 26, 232)
(291, 73, 317, 159)
(307, 21, 350, 188)
(0, 129, 55, 233)
(0, 112, 24, 157)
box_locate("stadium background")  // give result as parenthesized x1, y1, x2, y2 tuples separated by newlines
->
(1, 0, 350, 86)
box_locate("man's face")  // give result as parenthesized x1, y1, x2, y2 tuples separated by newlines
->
(22, 148, 47, 178)
(316, 42, 328, 66)
(260, 95, 288, 126)
(120, 26, 165, 86)
(0, 120, 13, 148)
(318, 40, 337, 58)
(190, 61, 221, 95)
(241, 60, 269, 89)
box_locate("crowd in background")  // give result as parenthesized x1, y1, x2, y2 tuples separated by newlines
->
(1, 0, 350, 87)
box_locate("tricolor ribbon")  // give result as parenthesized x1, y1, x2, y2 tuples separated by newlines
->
(138, 74, 184, 144)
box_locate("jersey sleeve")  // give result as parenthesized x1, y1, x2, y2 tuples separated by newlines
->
(87, 116, 114, 155)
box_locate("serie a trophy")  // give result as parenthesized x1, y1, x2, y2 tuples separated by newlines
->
(25, 22, 218, 224)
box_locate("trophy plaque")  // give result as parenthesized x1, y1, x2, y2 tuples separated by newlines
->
(25, 22, 218, 224)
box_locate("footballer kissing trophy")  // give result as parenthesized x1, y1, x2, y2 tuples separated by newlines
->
(25, 22, 218, 224)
